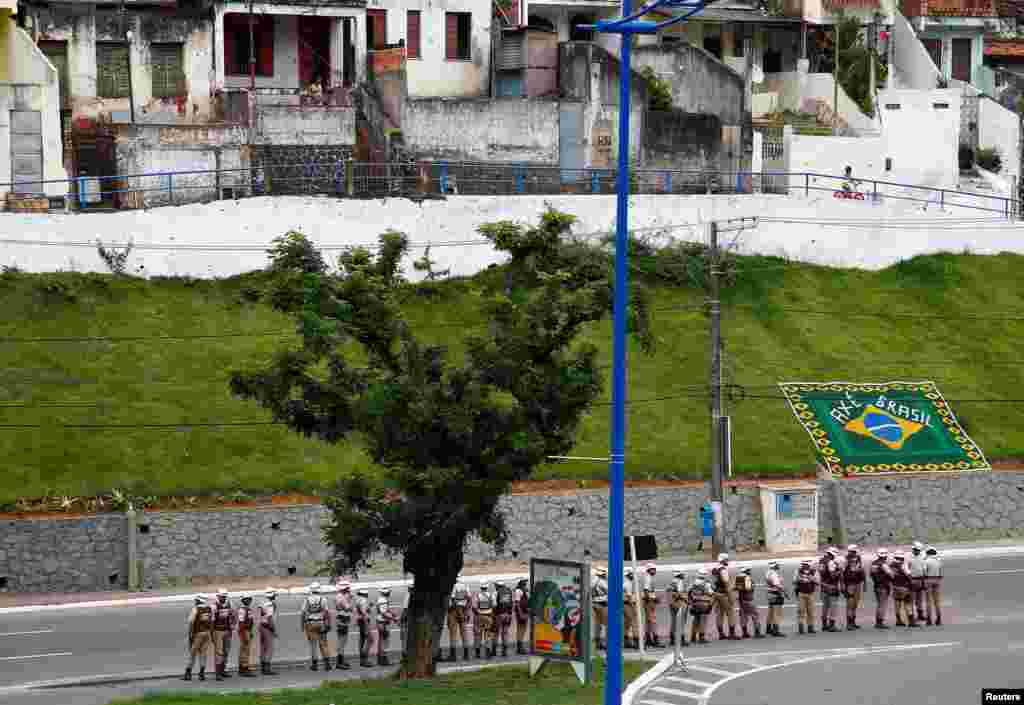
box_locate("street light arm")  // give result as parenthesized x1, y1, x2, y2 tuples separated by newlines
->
(575, 0, 718, 34)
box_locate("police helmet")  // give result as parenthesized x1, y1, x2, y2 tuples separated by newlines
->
(912, 541, 924, 551)
(768, 561, 780, 569)
(894, 553, 905, 560)
(625, 568, 634, 577)
(847, 544, 859, 554)
(265, 588, 277, 599)
(697, 567, 709, 576)
(309, 582, 321, 594)
(718, 553, 729, 562)
(195, 595, 205, 604)
(740, 567, 752, 575)
(495, 581, 505, 588)
(644, 563, 657, 573)
(596, 568, 608, 577)
(824, 548, 836, 558)
(241, 593, 252, 603)
(357, 588, 369, 596)
(674, 571, 685, 579)
(926, 546, 937, 555)
(217, 588, 229, 598)
(877, 549, 889, 558)
(377, 595, 388, 605)
(480, 584, 490, 591)
(337, 579, 352, 591)
(800, 559, 812, 566)
(380, 588, 391, 596)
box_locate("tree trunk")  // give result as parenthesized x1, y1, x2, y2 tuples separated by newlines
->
(398, 536, 466, 679)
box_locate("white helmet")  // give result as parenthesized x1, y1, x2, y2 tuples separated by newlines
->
(309, 582, 321, 594)
(380, 588, 391, 596)
(625, 568, 634, 577)
(800, 559, 812, 566)
(894, 552, 905, 560)
(912, 541, 924, 552)
(697, 567, 709, 576)
(337, 579, 351, 591)
(480, 584, 489, 591)
(217, 588, 228, 598)
(265, 588, 277, 598)
(494, 581, 505, 588)
(847, 544, 859, 553)
(194, 595, 206, 604)
(240, 593, 252, 602)
(644, 563, 656, 573)
(718, 553, 729, 562)
(674, 571, 685, 579)
(824, 548, 836, 558)
(357, 588, 369, 596)
(877, 549, 889, 558)
(377, 596, 388, 606)
(740, 566, 752, 575)
(596, 568, 607, 577)
(768, 561, 780, 569)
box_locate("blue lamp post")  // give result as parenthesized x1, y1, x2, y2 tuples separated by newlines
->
(577, 2, 719, 704)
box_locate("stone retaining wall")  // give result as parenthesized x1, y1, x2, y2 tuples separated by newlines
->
(3, 471, 1023, 593)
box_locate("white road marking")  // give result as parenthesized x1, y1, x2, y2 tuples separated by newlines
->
(686, 664, 739, 677)
(666, 675, 715, 688)
(651, 685, 704, 700)
(639, 700, 683, 705)
(0, 629, 54, 637)
(0, 652, 72, 661)
(974, 569, 1024, 574)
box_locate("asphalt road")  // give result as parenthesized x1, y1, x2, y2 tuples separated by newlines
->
(2, 548, 1024, 705)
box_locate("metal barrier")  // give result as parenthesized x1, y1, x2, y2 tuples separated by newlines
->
(2, 162, 1018, 218)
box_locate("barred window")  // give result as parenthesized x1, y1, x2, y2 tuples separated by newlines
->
(97, 43, 130, 99)
(151, 44, 184, 98)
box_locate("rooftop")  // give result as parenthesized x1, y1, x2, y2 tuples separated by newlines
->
(985, 37, 1024, 56)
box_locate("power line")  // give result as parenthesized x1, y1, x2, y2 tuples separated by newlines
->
(728, 304, 1024, 321)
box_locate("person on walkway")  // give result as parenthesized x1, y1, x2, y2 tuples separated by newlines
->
(591, 569, 609, 651)
(667, 570, 688, 647)
(711, 553, 739, 640)
(376, 588, 399, 666)
(642, 563, 662, 647)
(624, 568, 639, 649)
(355, 588, 374, 667)
(301, 582, 334, 672)
(890, 553, 919, 628)
(819, 548, 843, 633)
(473, 583, 497, 659)
(924, 546, 943, 626)
(258, 588, 278, 675)
(736, 566, 763, 639)
(513, 578, 530, 655)
(494, 580, 515, 657)
(212, 589, 235, 680)
(236, 594, 258, 677)
(687, 568, 714, 645)
(334, 579, 354, 670)
(447, 583, 471, 661)
(842, 545, 867, 630)
(793, 558, 819, 635)
(764, 561, 787, 637)
(870, 549, 894, 629)
(183, 595, 213, 682)
(909, 541, 928, 623)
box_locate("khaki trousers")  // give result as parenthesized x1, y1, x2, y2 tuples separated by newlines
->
(237, 629, 254, 671)
(738, 599, 759, 632)
(767, 604, 783, 627)
(305, 623, 333, 660)
(624, 600, 638, 640)
(447, 607, 469, 648)
(797, 593, 816, 626)
(821, 591, 840, 623)
(212, 629, 230, 669)
(187, 631, 211, 670)
(845, 584, 863, 622)
(515, 615, 528, 643)
(926, 582, 942, 623)
(893, 588, 914, 624)
(643, 598, 658, 640)
(912, 583, 926, 619)
(713, 591, 737, 633)
(475, 612, 495, 649)
(259, 625, 275, 662)
(689, 612, 707, 642)
(669, 602, 688, 645)
(874, 587, 891, 623)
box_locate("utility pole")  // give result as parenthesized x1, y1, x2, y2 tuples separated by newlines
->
(833, 20, 839, 135)
(120, 0, 135, 124)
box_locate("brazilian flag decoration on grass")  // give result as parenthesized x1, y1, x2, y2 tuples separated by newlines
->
(779, 381, 989, 476)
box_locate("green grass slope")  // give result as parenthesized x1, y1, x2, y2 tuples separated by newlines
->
(1, 252, 1022, 506)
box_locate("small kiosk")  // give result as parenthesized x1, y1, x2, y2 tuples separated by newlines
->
(759, 484, 819, 553)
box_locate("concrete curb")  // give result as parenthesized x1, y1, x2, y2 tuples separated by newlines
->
(622, 651, 675, 705)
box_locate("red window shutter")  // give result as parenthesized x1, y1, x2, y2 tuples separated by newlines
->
(223, 17, 237, 74)
(446, 13, 458, 60)
(368, 10, 386, 49)
(407, 11, 421, 59)
(257, 16, 275, 76)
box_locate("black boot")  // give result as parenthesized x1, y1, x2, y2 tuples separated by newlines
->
(741, 626, 751, 639)
(936, 617, 942, 626)
(718, 629, 728, 641)
(502, 644, 508, 657)
(361, 654, 373, 667)
(729, 626, 740, 640)
(198, 668, 206, 681)
(808, 625, 816, 634)
(448, 647, 457, 662)
(183, 668, 192, 681)
(926, 617, 933, 626)
(265, 662, 278, 676)
(463, 647, 470, 661)
(475, 646, 481, 659)
(754, 624, 765, 639)
(698, 636, 709, 644)
(310, 659, 318, 672)
(517, 640, 527, 655)
(379, 654, 390, 666)
(323, 658, 332, 671)
(876, 620, 889, 629)
(215, 669, 224, 681)
(338, 654, 350, 670)
(798, 624, 805, 634)
(241, 666, 257, 677)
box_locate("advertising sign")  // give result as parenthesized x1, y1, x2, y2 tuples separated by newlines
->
(528, 558, 591, 684)
(780, 381, 989, 476)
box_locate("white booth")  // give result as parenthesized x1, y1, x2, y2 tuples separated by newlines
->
(759, 484, 819, 553)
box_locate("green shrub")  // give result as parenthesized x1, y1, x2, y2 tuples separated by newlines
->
(976, 147, 1003, 173)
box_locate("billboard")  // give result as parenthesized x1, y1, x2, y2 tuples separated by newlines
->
(780, 381, 989, 476)
(528, 558, 591, 683)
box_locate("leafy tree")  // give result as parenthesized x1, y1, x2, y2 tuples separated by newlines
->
(822, 14, 889, 118)
(640, 66, 674, 112)
(229, 209, 654, 678)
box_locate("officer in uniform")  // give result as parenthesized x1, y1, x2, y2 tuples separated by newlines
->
(301, 582, 334, 671)
(666, 570, 688, 647)
(909, 541, 927, 624)
(334, 579, 354, 670)
(924, 546, 943, 626)
(711, 553, 739, 640)
(736, 566, 763, 639)
(793, 558, 819, 634)
(623, 568, 639, 649)
(236, 594, 258, 676)
(355, 587, 374, 667)
(212, 589, 235, 680)
(473, 583, 497, 659)
(258, 588, 278, 675)
(641, 563, 662, 647)
(591, 569, 609, 651)
(819, 548, 842, 633)
(890, 553, 919, 627)
(687, 568, 714, 645)
(870, 549, 893, 628)
(842, 545, 866, 630)
(764, 561, 787, 637)
(376, 588, 398, 666)
(513, 578, 530, 655)
(447, 583, 471, 661)
(493, 581, 515, 656)
(183, 595, 213, 681)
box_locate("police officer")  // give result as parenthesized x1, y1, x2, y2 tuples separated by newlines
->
(842, 545, 866, 630)
(793, 558, 818, 635)
(494, 581, 515, 656)
(355, 588, 374, 667)
(513, 579, 530, 655)
(641, 563, 662, 648)
(666, 570, 688, 647)
(711, 554, 739, 640)
(212, 589, 235, 680)
(400, 587, 411, 659)
(376, 588, 398, 666)
(447, 582, 471, 661)
(764, 561, 787, 637)
(819, 548, 842, 633)
(924, 546, 943, 626)
(591, 569, 609, 651)
(183, 595, 213, 682)
(736, 566, 763, 639)
(909, 541, 927, 624)
(890, 553, 919, 627)
(334, 579, 354, 670)
(236, 594, 258, 677)
(623, 568, 639, 649)
(473, 583, 496, 659)
(258, 588, 278, 675)
(301, 582, 333, 671)
(687, 568, 714, 645)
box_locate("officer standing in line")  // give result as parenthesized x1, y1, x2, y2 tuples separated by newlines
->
(687, 568, 714, 645)
(591, 569, 609, 651)
(764, 561, 787, 637)
(641, 563, 662, 648)
(376, 588, 399, 666)
(235, 594, 258, 677)
(300, 582, 333, 672)
(666, 570, 688, 647)
(334, 579, 354, 670)
(909, 541, 928, 624)
(735, 566, 763, 639)
(842, 545, 866, 630)
(447, 582, 471, 661)
(890, 553, 919, 627)
(924, 546, 943, 626)
(258, 588, 278, 675)
(355, 587, 374, 667)
(473, 583, 497, 659)
(183, 595, 213, 682)
(870, 549, 893, 629)
(818, 548, 842, 633)
(212, 589, 235, 680)
(513, 578, 530, 655)
(711, 554, 739, 640)
(623, 568, 639, 649)
(494, 581, 515, 657)
(793, 558, 819, 635)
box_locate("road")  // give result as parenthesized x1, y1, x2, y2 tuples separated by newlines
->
(2, 547, 1023, 705)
